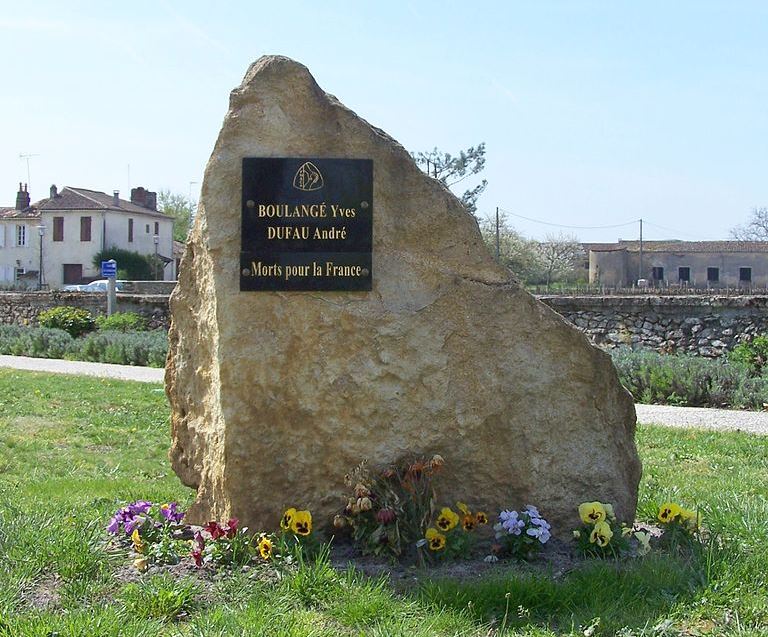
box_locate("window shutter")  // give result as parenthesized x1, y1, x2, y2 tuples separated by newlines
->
(0, 224, 5, 248)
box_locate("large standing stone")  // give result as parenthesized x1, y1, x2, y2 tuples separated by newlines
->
(166, 56, 641, 535)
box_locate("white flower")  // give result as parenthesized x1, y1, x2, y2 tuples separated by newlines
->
(483, 554, 499, 563)
(526, 526, 551, 544)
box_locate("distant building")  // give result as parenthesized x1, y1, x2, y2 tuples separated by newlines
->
(0, 184, 174, 288)
(584, 240, 768, 289)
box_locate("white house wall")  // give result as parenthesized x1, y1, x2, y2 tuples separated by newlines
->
(103, 211, 174, 279)
(0, 219, 39, 286)
(40, 211, 104, 288)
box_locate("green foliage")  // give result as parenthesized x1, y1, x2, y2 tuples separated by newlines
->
(77, 330, 168, 367)
(37, 306, 95, 337)
(338, 457, 442, 562)
(96, 312, 148, 332)
(120, 575, 199, 622)
(611, 347, 768, 409)
(159, 189, 195, 242)
(412, 144, 487, 214)
(92, 247, 155, 280)
(0, 325, 167, 367)
(729, 334, 768, 375)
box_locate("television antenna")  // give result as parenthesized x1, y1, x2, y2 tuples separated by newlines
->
(19, 153, 39, 189)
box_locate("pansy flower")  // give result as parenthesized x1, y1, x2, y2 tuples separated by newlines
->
(436, 507, 459, 532)
(425, 527, 446, 551)
(291, 510, 312, 536)
(658, 502, 682, 524)
(281, 507, 297, 531)
(257, 535, 273, 560)
(589, 520, 613, 547)
(578, 502, 607, 524)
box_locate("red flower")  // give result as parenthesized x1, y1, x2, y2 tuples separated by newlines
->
(224, 518, 239, 539)
(204, 521, 225, 540)
(376, 508, 396, 525)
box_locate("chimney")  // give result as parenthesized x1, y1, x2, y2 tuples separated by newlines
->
(50, 184, 58, 199)
(113, 190, 120, 207)
(130, 186, 157, 211)
(15, 183, 30, 210)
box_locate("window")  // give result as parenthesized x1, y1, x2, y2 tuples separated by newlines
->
(678, 267, 690, 282)
(145, 224, 150, 234)
(707, 267, 719, 282)
(80, 216, 92, 242)
(154, 222, 159, 235)
(740, 267, 752, 282)
(652, 266, 664, 281)
(53, 216, 64, 242)
(15, 224, 27, 247)
(14, 267, 25, 281)
(128, 218, 134, 243)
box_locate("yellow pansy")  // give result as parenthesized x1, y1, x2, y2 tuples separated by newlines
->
(679, 508, 701, 529)
(131, 529, 146, 554)
(281, 507, 297, 531)
(589, 520, 613, 547)
(291, 510, 312, 536)
(658, 502, 682, 524)
(461, 514, 476, 532)
(456, 502, 471, 516)
(257, 536, 273, 560)
(475, 511, 489, 525)
(133, 557, 149, 572)
(578, 502, 607, 524)
(436, 507, 459, 532)
(425, 527, 446, 551)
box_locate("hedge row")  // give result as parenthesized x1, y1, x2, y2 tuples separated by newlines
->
(0, 325, 167, 368)
(610, 347, 768, 410)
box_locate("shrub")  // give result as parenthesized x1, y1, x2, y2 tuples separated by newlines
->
(0, 326, 74, 358)
(38, 306, 95, 337)
(96, 312, 148, 332)
(610, 347, 768, 410)
(75, 330, 168, 367)
(93, 247, 155, 280)
(729, 335, 768, 376)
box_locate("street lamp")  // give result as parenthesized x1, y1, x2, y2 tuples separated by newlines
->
(153, 234, 160, 280)
(36, 224, 46, 290)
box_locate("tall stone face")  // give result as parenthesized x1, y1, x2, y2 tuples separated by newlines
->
(166, 55, 641, 536)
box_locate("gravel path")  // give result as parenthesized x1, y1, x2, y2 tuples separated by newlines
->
(636, 404, 768, 435)
(1, 355, 766, 435)
(0, 355, 164, 384)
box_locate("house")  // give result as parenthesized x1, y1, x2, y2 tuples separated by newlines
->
(0, 183, 174, 288)
(584, 240, 768, 288)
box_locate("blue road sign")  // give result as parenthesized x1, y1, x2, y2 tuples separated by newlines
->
(101, 260, 117, 278)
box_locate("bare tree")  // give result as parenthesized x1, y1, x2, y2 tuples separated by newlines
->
(477, 213, 544, 282)
(731, 207, 768, 241)
(535, 233, 584, 288)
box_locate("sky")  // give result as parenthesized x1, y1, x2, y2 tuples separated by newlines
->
(1, 1, 766, 242)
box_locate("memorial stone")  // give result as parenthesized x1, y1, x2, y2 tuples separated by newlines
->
(166, 56, 641, 536)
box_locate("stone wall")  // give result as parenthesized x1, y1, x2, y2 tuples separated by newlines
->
(0, 291, 170, 330)
(539, 295, 768, 357)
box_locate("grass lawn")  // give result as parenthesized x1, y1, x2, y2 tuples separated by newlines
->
(0, 369, 766, 636)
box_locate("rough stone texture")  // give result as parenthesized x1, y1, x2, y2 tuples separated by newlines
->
(166, 56, 641, 536)
(540, 295, 768, 357)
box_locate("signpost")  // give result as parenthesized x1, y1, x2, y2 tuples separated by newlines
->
(101, 259, 117, 316)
